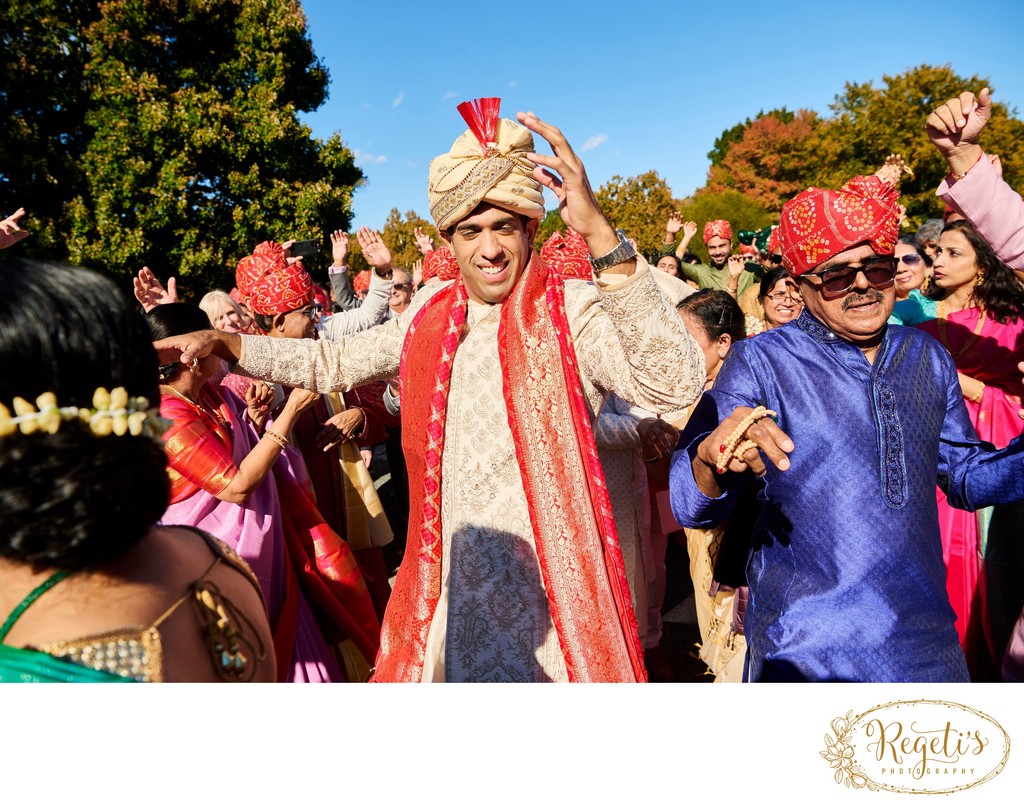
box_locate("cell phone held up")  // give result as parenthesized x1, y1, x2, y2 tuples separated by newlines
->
(290, 238, 320, 258)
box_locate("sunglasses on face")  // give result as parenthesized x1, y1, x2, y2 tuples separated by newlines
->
(800, 257, 898, 297)
(898, 253, 923, 266)
(392, 283, 411, 292)
(288, 303, 323, 322)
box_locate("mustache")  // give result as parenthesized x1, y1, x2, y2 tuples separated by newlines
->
(841, 290, 884, 311)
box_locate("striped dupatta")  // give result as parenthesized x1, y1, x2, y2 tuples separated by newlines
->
(373, 253, 645, 682)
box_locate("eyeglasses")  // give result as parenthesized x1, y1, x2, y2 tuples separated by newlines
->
(799, 257, 898, 297)
(765, 291, 800, 303)
(288, 303, 323, 322)
(898, 253, 923, 266)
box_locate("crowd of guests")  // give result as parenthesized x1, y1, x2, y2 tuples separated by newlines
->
(1, 86, 1023, 683)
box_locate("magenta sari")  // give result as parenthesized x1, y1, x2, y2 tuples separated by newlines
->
(918, 308, 1024, 679)
(160, 385, 343, 682)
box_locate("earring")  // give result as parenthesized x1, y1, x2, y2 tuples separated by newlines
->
(718, 349, 727, 359)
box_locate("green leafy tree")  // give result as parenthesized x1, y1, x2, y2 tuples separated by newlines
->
(0, 0, 99, 256)
(1, 0, 364, 294)
(818, 64, 1024, 226)
(704, 66, 1024, 231)
(533, 209, 563, 252)
(595, 170, 677, 258)
(380, 208, 439, 270)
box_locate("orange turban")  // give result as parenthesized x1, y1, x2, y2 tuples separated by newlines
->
(778, 175, 900, 276)
(541, 229, 591, 280)
(352, 270, 372, 295)
(703, 220, 732, 243)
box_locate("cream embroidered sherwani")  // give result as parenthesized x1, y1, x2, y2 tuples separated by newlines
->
(235, 260, 706, 681)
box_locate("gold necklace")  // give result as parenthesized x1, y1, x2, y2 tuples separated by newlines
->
(936, 299, 985, 360)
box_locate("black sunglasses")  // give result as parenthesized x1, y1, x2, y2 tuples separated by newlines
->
(393, 282, 412, 292)
(799, 257, 898, 297)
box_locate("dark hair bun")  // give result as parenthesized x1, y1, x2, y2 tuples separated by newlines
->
(0, 259, 169, 570)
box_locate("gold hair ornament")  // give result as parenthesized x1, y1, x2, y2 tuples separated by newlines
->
(0, 387, 172, 441)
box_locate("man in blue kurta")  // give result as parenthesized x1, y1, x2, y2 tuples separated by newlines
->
(669, 172, 1024, 682)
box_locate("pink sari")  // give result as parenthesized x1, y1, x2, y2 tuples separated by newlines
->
(919, 308, 1024, 679)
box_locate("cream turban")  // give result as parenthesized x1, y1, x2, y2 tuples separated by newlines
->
(428, 113, 545, 232)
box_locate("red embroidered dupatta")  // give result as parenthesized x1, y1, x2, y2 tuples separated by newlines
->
(373, 253, 645, 682)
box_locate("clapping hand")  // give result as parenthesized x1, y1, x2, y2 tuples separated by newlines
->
(727, 254, 747, 281)
(413, 226, 434, 255)
(0, 208, 28, 250)
(876, 154, 912, 185)
(666, 212, 684, 235)
(133, 266, 178, 312)
(682, 220, 698, 241)
(356, 227, 393, 274)
(330, 230, 350, 266)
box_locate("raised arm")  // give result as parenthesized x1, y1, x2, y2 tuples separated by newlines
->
(321, 227, 393, 338)
(929, 88, 1024, 271)
(328, 230, 360, 312)
(517, 110, 637, 276)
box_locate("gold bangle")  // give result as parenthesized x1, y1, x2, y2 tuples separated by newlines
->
(969, 383, 985, 404)
(264, 428, 289, 450)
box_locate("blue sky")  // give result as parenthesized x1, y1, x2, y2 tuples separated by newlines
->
(299, 0, 1024, 231)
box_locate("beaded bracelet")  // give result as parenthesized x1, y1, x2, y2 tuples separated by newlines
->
(715, 406, 778, 474)
(263, 428, 289, 450)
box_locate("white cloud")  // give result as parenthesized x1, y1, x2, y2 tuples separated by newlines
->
(579, 134, 608, 153)
(392, 92, 405, 109)
(353, 149, 389, 165)
(442, 91, 458, 100)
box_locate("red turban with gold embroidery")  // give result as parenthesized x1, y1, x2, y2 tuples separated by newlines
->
(236, 242, 313, 315)
(541, 229, 591, 280)
(703, 220, 732, 243)
(778, 175, 900, 276)
(236, 242, 283, 299)
(422, 247, 460, 283)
